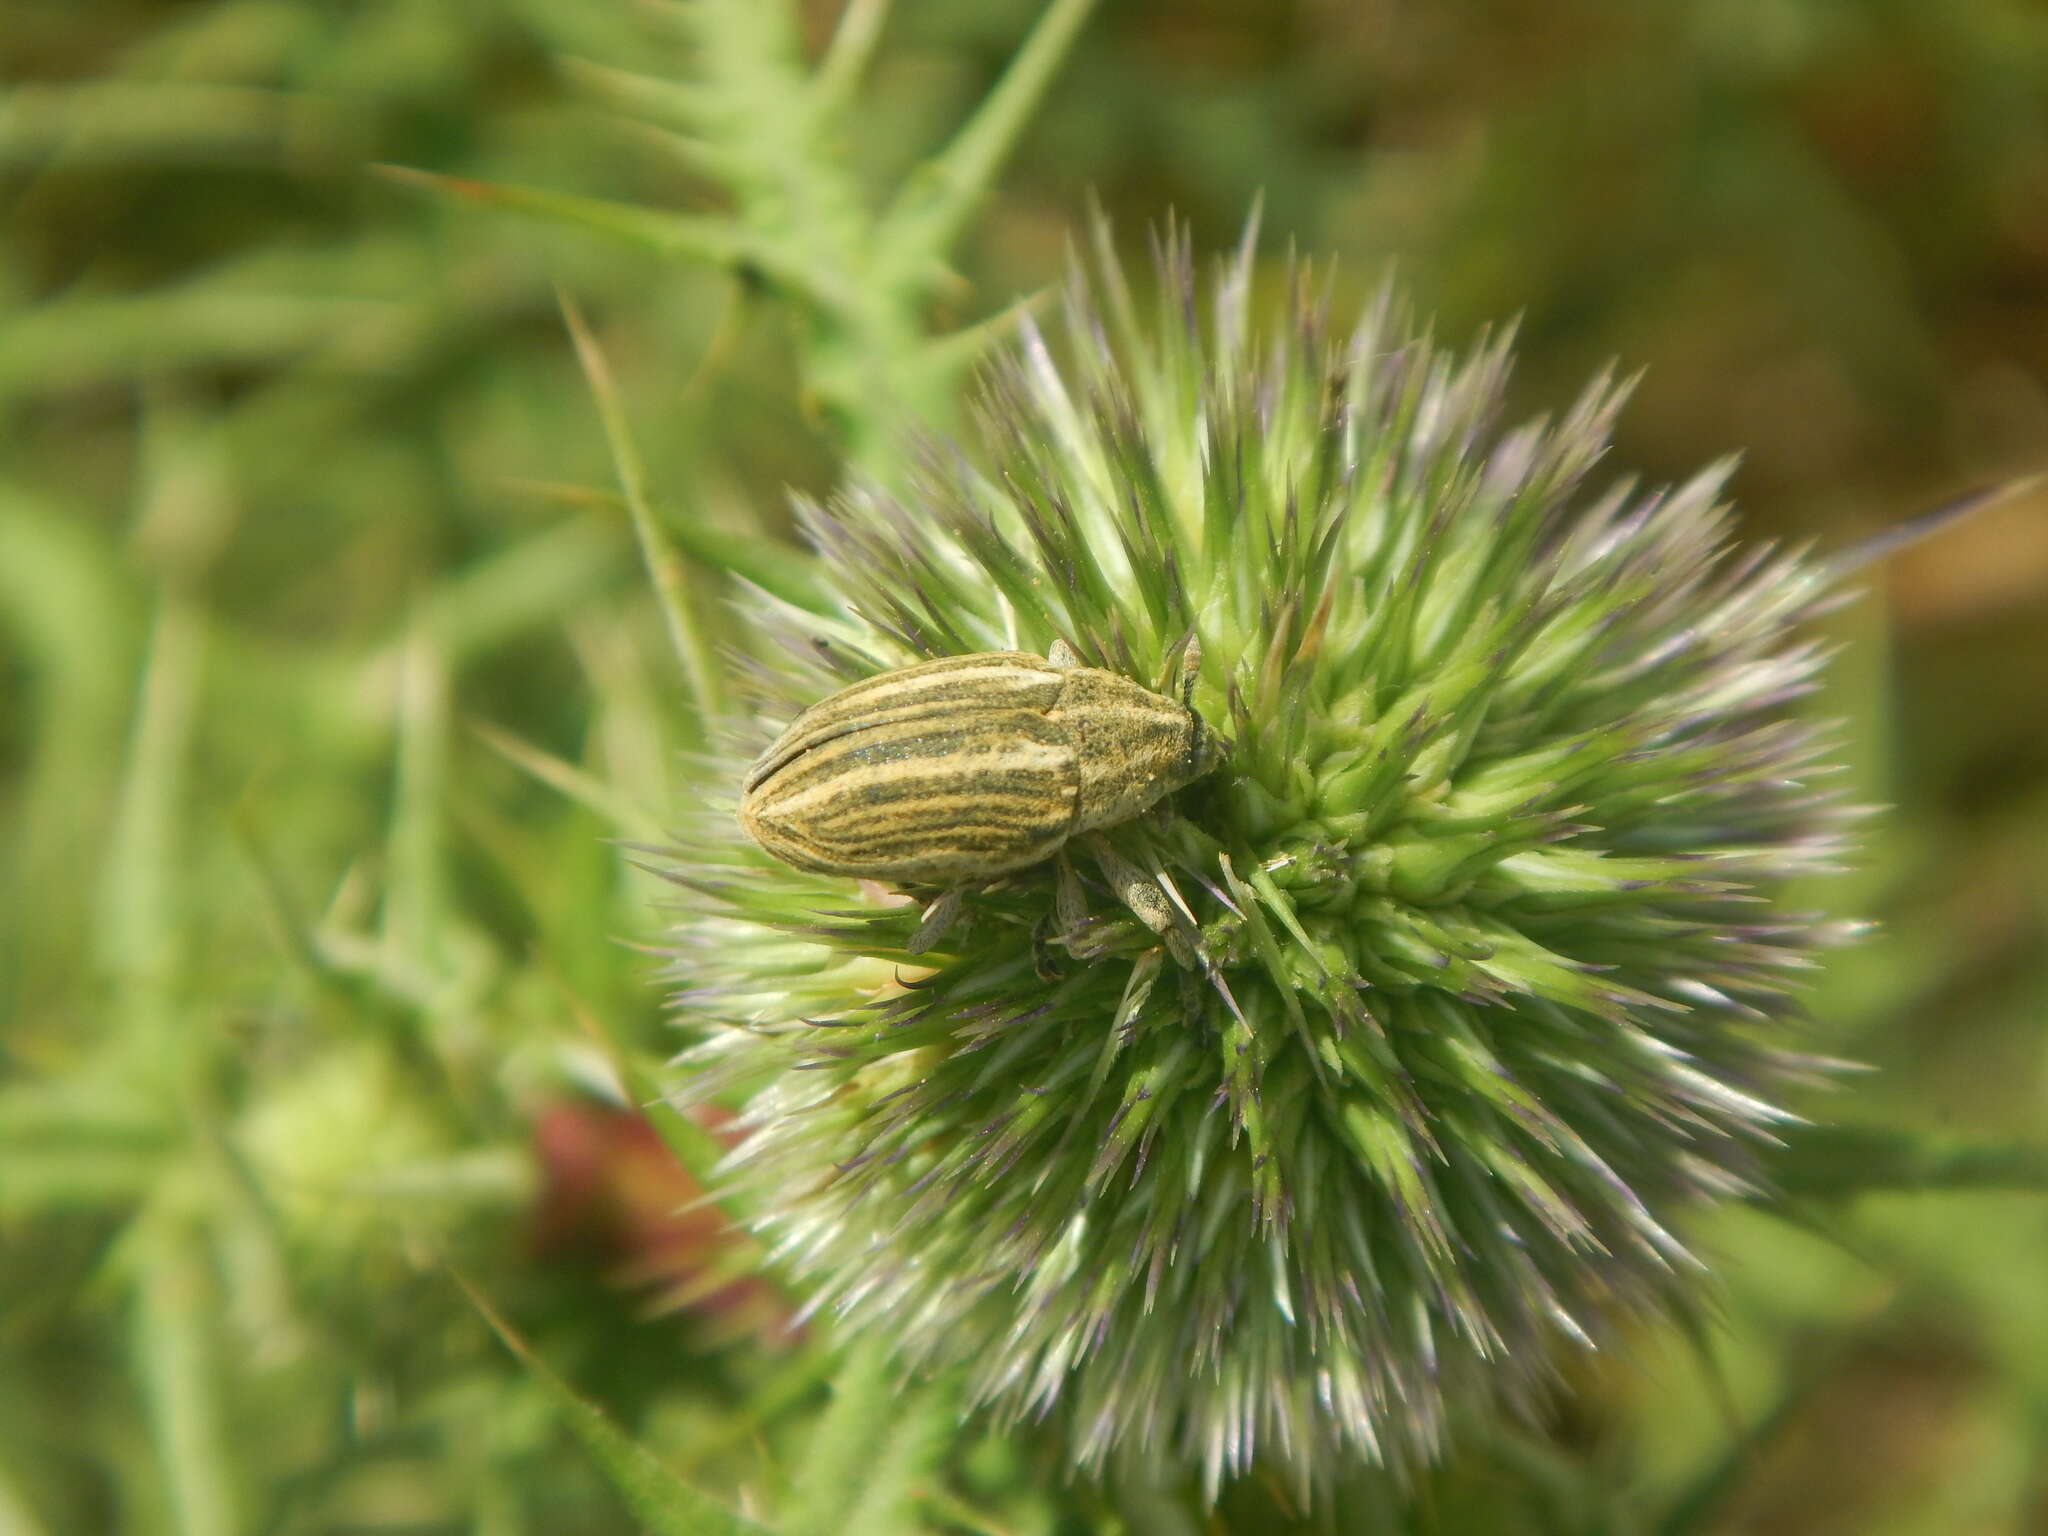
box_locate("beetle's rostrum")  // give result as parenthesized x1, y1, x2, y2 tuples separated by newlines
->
(738, 645, 1221, 886)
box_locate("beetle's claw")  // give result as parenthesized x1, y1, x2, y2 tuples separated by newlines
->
(1030, 913, 1067, 980)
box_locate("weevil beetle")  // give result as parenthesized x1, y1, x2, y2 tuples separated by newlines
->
(738, 642, 1221, 895)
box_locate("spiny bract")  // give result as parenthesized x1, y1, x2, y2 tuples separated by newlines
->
(660, 224, 1858, 1497)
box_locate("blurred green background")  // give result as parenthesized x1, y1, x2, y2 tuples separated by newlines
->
(4, 2, 2047, 1532)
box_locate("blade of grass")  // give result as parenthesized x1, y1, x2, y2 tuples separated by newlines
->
(100, 409, 211, 1039)
(0, 488, 138, 1022)
(0, 79, 350, 169)
(1765, 1124, 2048, 1197)
(466, 717, 661, 837)
(378, 615, 452, 991)
(502, 479, 835, 615)
(0, 288, 392, 403)
(451, 1270, 774, 1536)
(132, 1210, 238, 1536)
(559, 290, 729, 721)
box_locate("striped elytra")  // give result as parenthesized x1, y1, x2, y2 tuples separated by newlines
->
(738, 649, 1221, 886)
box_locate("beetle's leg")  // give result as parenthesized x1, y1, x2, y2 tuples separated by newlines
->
(1084, 834, 1198, 968)
(1177, 632, 1203, 707)
(1085, 836, 1173, 935)
(906, 887, 965, 955)
(1054, 853, 1090, 937)
(1030, 913, 1065, 980)
(1044, 853, 1121, 962)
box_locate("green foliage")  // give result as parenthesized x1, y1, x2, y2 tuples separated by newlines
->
(3, 0, 2047, 1531)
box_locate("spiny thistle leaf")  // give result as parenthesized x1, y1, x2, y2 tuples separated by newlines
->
(658, 224, 1863, 1498)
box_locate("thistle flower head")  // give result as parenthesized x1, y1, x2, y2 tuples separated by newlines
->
(662, 225, 1856, 1496)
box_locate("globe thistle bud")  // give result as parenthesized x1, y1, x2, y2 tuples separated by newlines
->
(660, 225, 1859, 1497)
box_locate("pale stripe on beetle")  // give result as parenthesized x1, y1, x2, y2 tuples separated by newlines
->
(738, 641, 1222, 952)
